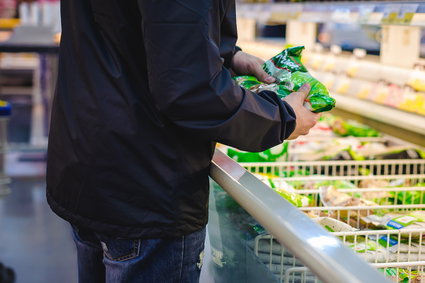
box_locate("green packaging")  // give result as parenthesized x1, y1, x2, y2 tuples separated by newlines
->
(227, 142, 289, 163)
(233, 46, 335, 113)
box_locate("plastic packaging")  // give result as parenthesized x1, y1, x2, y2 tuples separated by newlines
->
(234, 46, 335, 113)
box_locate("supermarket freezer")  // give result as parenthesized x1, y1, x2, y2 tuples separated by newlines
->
(207, 149, 389, 283)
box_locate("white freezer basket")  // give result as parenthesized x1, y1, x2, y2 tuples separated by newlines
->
(242, 159, 425, 180)
(297, 187, 425, 208)
(253, 227, 425, 283)
(280, 264, 425, 283)
(243, 159, 425, 282)
(285, 135, 424, 162)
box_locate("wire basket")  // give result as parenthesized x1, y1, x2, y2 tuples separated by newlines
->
(244, 159, 425, 282)
(253, 227, 425, 283)
(242, 159, 425, 180)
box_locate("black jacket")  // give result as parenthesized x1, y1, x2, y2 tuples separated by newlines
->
(46, 0, 296, 238)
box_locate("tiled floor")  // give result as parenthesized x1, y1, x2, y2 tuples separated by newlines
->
(0, 155, 215, 283)
(0, 178, 78, 283)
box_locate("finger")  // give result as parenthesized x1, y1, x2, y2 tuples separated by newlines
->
(252, 64, 275, 84)
(256, 57, 265, 65)
(296, 83, 311, 100)
(286, 133, 298, 140)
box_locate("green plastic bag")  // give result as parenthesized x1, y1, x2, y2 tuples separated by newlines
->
(233, 46, 335, 113)
(254, 173, 311, 207)
(329, 117, 381, 137)
(227, 142, 289, 163)
(233, 76, 292, 97)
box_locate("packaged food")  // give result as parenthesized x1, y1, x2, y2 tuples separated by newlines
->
(319, 186, 378, 208)
(319, 186, 379, 226)
(363, 211, 425, 237)
(325, 116, 381, 137)
(368, 233, 425, 256)
(227, 142, 289, 163)
(407, 65, 425, 92)
(234, 46, 335, 113)
(254, 173, 311, 207)
(313, 217, 358, 232)
(380, 268, 425, 283)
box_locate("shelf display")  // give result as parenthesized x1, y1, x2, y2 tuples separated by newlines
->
(236, 2, 425, 27)
(303, 49, 425, 118)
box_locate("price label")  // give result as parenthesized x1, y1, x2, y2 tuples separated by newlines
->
(331, 8, 352, 24)
(397, 4, 419, 25)
(358, 5, 375, 25)
(268, 4, 302, 22)
(335, 76, 351, 95)
(356, 83, 372, 100)
(381, 4, 418, 25)
(381, 4, 401, 24)
(367, 12, 384, 25)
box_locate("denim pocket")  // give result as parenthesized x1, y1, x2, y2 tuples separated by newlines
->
(99, 237, 141, 262)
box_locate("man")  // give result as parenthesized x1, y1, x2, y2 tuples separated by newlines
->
(46, 0, 318, 282)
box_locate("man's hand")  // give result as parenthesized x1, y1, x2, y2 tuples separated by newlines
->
(283, 84, 320, 140)
(231, 51, 275, 83)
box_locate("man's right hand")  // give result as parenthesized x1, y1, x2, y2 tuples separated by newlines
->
(283, 83, 320, 140)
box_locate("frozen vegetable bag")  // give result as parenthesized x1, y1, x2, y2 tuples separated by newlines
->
(234, 46, 336, 113)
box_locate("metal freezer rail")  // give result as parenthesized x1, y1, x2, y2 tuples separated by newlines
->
(210, 149, 389, 283)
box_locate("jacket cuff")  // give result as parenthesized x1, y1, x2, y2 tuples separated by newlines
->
(281, 100, 297, 140)
(257, 91, 297, 141)
(225, 46, 242, 70)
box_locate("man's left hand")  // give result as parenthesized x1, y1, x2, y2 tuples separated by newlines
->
(231, 51, 276, 84)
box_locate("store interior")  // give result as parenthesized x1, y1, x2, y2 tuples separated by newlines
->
(1, 0, 425, 282)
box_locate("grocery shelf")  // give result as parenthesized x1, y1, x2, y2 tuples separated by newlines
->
(0, 87, 32, 95)
(333, 93, 425, 144)
(0, 19, 20, 30)
(236, 38, 425, 146)
(236, 2, 425, 27)
(236, 39, 285, 60)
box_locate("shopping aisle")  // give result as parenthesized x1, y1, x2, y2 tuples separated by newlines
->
(0, 178, 78, 283)
(0, 177, 218, 283)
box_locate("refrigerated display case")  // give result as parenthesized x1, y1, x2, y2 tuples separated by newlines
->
(209, 150, 425, 282)
(243, 158, 425, 282)
(208, 150, 393, 283)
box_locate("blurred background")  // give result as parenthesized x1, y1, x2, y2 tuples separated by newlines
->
(1, 0, 425, 283)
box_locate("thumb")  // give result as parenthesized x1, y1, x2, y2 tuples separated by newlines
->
(253, 65, 275, 84)
(296, 83, 311, 101)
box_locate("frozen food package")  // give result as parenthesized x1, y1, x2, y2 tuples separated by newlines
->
(319, 186, 378, 208)
(324, 115, 381, 137)
(234, 46, 335, 113)
(253, 173, 311, 207)
(313, 217, 358, 232)
(363, 211, 425, 237)
(227, 142, 289, 162)
(380, 268, 425, 283)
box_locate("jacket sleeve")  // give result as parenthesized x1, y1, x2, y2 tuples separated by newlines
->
(138, 0, 296, 152)
(219, 0, 239, 69)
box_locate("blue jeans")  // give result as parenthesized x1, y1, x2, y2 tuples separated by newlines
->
(72, 226, 206, 283)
